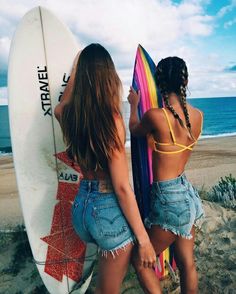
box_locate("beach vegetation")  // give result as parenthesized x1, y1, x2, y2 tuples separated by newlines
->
(31, 285, 49, 294)
(202, 174, 236, 210)
(2, 228, 33, 276)
(12, 230, 32, 273)
(31, 268, 40, 281)
(198, 185, 208, 200)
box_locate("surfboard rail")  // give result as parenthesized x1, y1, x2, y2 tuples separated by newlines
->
(131, 44, 176, 279)
(8, 6, 97, 293)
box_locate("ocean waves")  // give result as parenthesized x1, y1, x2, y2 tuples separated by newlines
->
(1, 97, 236, 156)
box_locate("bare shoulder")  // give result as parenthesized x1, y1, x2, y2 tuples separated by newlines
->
(197, 108, 204, 117)
(143, 107, 164, 122)
(141, 108, 166, 131)
(188, 104, 203, 117)
(187, 104, 204, 131)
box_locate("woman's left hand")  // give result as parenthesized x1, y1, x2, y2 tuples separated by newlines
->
(138, 239, 157, 268)
(127, 86, 140, 107)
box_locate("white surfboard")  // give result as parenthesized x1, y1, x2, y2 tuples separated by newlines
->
(8, 6, 97, 294)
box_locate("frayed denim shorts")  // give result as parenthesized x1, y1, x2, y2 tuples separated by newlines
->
(72, 179, 135, 256)
(145, 173, 204, 239)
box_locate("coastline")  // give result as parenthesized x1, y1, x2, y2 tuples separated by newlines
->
(0, 135, 236, 229)
(185, 135, 236, 189)
(126, 135, 236, 189)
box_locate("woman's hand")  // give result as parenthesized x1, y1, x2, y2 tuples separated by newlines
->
(127, 86, 140, 108)
(128, 86, 149, 136)
(138, 239, 157, 268)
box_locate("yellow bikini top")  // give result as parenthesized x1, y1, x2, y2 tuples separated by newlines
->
(147, 108, 203, 154)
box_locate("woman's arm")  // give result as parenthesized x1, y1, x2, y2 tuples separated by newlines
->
(54, 51, 80, 122)
(128, 87, 153, 136)
(108, 116, 156, 268)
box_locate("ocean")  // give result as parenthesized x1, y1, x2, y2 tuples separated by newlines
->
(1, 97, 236, 155)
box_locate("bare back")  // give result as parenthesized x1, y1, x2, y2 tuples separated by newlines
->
(147, 104, 203, 181)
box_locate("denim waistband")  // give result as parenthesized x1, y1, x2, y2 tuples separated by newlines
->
(152, 172, 187, 190)
(80, 179, 114, 193)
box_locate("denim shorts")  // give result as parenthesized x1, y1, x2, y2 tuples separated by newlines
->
(145, 173, 204, 239)
(72, 179, 135, 256)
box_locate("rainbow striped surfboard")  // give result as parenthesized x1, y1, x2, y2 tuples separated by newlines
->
(131, 45, 176, 279)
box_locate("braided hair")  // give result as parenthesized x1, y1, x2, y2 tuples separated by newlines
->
(155, 57, 194, 138)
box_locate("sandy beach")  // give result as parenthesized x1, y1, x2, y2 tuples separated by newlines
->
(0, 136, 236, 293)
(1, 136, 236, 229)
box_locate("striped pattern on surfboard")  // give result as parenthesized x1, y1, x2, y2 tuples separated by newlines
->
(131, 45, 176, 279)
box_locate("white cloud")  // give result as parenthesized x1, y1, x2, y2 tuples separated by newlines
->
(0, 0, 213, 52)
(56, 0, 213, 52)
(224, 17, 236, 28)
(181, 49, 236, 98)
(0, 0, 235, 99)
(189, 74, 236, 97)
(217, 0, 236, 18)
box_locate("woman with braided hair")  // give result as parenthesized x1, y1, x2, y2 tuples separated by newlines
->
(128, 56, 204, 293)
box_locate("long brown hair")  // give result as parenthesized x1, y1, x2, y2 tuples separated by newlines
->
(61, 43, 123, 170)
(155, 57, 194, 138)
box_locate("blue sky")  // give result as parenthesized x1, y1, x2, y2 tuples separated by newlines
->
(0, 0, 236, 104)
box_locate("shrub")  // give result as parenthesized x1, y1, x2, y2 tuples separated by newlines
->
(207, 174, 236, 210)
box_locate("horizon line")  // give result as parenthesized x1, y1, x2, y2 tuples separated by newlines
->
(1, 95, 236, 106)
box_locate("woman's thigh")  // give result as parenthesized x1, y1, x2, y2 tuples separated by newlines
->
(148, 225, 176, 255)
(95, 243, 133, 294)
(173, 227, 195, 268)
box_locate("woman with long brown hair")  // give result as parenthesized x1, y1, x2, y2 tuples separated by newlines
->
(54, 43, 156, 294)
(128, 56, 204, 293)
